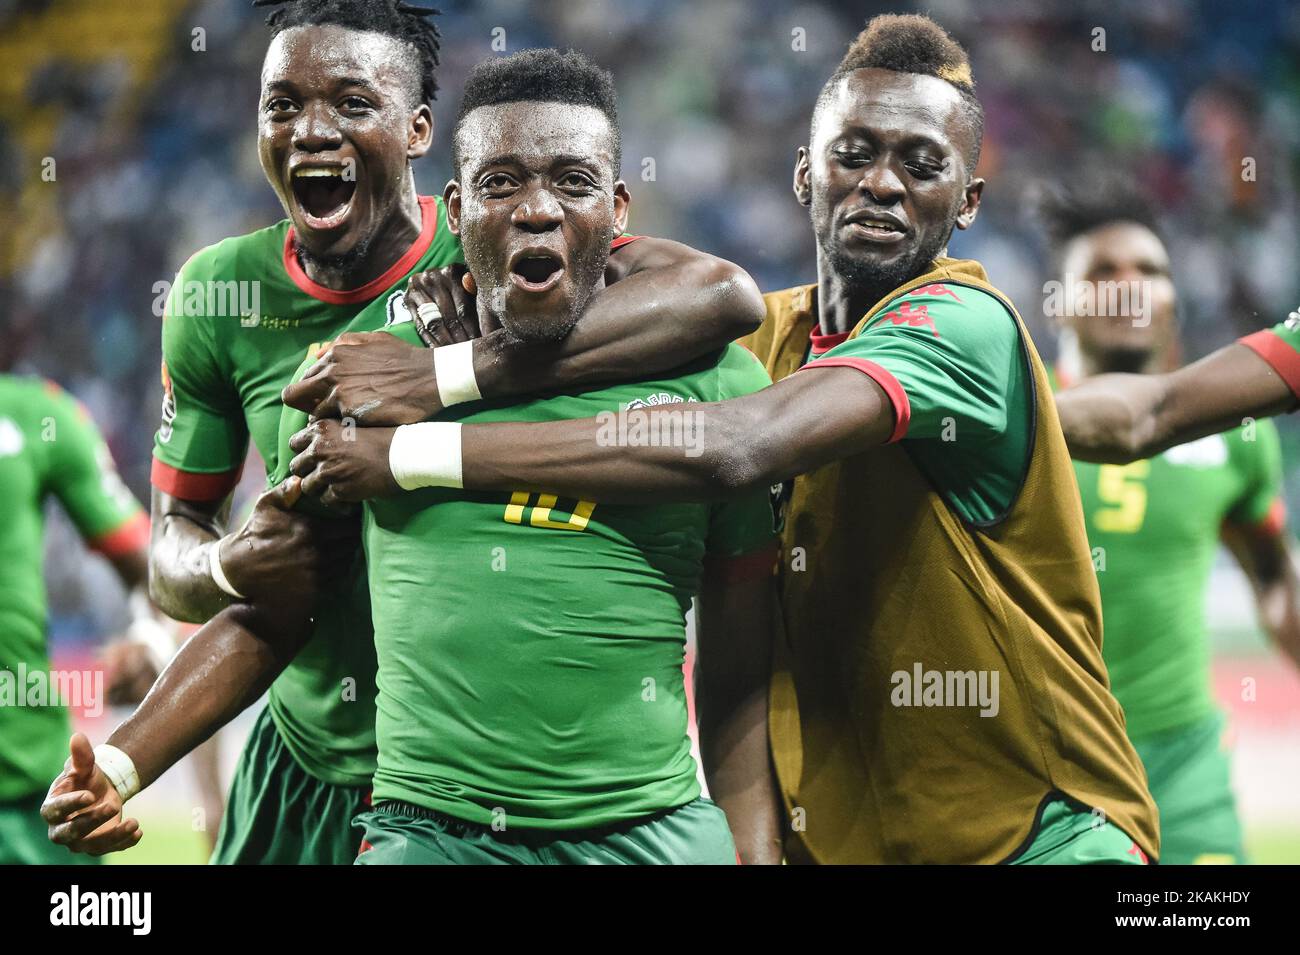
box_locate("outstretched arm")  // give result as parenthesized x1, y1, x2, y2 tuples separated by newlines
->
(281, 238, 765, 424)
(42, 479, 350, 856)
(1056, 340, 1297, 464)
(289, 365, 895, 506)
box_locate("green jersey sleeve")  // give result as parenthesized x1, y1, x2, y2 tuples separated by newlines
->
(1238, 319, 1300, 402)
(705, 345, 779, 559)
(807, 285, 1020, 443)
(1225, 418, 1286, 530)
(151, 256, 249, 501)
(799, 284, 1033, 526)
(42, 382, 148, 556)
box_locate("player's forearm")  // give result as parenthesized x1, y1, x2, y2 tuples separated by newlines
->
(148, 511, 233, 623)
(107, 602, 309, 788)
(1055, 373, 1169, 464)
(459, 368, 889, 503)
(471, 256, 764, 400)
(699, 684, 783, 865)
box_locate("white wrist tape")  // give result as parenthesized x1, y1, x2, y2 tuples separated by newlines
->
(434, 340, 481, 408)
(208, 538, 245, 599)
(93, 744, 141, 803)
(389, 422, 463, 490)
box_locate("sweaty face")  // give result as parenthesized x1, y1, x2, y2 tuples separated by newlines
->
(1060, 222, 1176, 370)
(258, 25, 430, 267)
(803, 69, 978, 302)
(448, 102, 627, 342)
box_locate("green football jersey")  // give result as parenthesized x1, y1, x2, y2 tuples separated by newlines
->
(1, 376, 147, 801)
(299, 317, 776, 830)
(151, 196, 462, 786)
(1074, 420, 1283, 739)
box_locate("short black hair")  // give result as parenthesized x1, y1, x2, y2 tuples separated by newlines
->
(815, 14, 984, 175)
(452, 49, 620, 175)
(1033, 173, 1165, 255)
(255, 0, 442, 105)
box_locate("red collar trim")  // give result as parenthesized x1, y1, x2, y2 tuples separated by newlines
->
(283, 195, 439, 305)
(809, 324, 851, 356)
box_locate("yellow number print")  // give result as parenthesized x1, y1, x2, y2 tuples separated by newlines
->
(1094, 461, 1150, 534)
(503, 491, 596, 531)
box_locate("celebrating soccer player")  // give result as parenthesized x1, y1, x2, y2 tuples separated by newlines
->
(1037, 177, 1300, 863)
(293, 15, 1164, 863)
(43, 45, 783, 864)
(66, 0, 767, 865)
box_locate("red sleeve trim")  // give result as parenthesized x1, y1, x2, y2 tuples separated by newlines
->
(1238, 497, 1288, 538)
(609, 234, 643, 251)
(1239, 330, 1300, 400)
(703, 545, 778, 584)
(798, 357, 911, 443)
(283, 196, 439, 305)
(151, 456, 243, 502)
(88, 511, 150, 558)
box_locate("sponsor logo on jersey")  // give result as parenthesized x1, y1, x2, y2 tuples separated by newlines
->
(878, 301, 940, 338)
(625, 392, 698, 410)
(0, 416, 24, 457)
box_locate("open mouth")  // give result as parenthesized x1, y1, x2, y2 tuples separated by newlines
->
(290, 166, 357, 231)
(509, 253, 565, 292)
(845, 211, 907, 244)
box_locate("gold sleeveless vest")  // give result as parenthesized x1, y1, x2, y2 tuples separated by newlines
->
(744, 259, 1159, 863)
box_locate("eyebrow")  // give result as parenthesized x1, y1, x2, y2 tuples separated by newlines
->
(468, 152, 604, 178)
(262, 76, 383, 96)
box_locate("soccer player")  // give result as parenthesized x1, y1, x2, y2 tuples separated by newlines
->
(137, 0, 766, 865)
(293, 15, 1162, 864)
(1039, 180, 1300, 863)
(45, 49, 782, 865)
(0, 374, 158, 864)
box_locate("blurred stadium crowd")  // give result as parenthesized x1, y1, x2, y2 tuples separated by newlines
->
(0, 0, 1298, 628)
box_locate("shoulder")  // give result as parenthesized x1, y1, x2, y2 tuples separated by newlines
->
(176, 221, 289, 283)
(862, 282, 1015, 343)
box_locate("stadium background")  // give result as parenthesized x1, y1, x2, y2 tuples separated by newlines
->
(1, 0, 1297, 862)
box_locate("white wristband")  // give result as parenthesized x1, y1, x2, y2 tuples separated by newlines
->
(389, 422, 463, 490)
(208, 538, 245, 599)
(434, 340, 481, 408)
(93, 744, 141, 803)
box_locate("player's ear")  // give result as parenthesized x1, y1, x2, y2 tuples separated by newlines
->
(444, 179, 462, 236)
(793, 147, 812, 207)
(955, 177, 984, 231)
(408, 104, 434, 160)
(612, 181, 630, 235)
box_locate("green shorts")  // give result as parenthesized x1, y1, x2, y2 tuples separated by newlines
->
(211, 706, 371, 865)
(1009, 795, 1149, 865)
(0, 790, 99, 865)
(354, 797, 737, 865)
(1132, 712, 1244, 865)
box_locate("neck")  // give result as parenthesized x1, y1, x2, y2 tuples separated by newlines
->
(298, 174, 423, 291)
(814, 248, 942, 335)
(814, 256, 886, 336)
